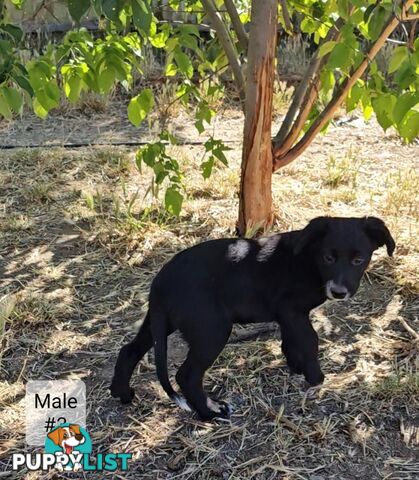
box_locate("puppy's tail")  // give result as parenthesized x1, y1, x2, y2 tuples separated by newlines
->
(151, 311, 178, 401)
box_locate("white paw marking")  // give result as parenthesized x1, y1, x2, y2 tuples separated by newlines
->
(207, 398, 222, 413)
(207, 398, 233, 415)
(174, 395, 192, 412)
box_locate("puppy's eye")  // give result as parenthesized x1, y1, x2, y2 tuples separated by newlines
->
(323, 254, 335, 264)
(352, 256, 364, 266)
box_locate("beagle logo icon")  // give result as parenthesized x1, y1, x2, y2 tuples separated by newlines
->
(45, 423, 92, 472)
(12, 423, 131, 472)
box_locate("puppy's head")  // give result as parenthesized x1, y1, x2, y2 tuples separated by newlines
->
(294, 216, 395, 300)
(47, 425, 85, 452)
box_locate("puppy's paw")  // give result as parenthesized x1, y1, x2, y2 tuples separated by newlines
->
(173, 394, 192, 412)
(305, 373, 325, 387)
(110, 384, 135, 404)
(287, 364, 303, 376)
(207, 398, 233, 419)
(304, 362, 325, 386)
(217, 400, 233, 418)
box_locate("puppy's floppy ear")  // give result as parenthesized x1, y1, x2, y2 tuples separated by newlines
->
(293, 217, 329, 255)
(47, 427, 64, 446)
(69, 424, 81, 435)
(364, 217, 395, 256)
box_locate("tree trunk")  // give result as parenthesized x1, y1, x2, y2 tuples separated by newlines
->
(237, 0, 277, 236)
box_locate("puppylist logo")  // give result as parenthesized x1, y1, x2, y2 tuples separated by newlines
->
(13, 380, 132, 473)
(12, 422, 132, 472)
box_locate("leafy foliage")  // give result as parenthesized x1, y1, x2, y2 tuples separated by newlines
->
(0, 0, 418, 214)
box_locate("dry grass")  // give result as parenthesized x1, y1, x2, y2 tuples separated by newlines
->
(0, 105, 418, 479)
(277, 35, 311, 77)
(273, 81, 295, 117)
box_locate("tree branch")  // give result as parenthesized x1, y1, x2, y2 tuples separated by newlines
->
(201, 0, 246, 105)
(223, 0, 249, 51)
(279, 0, 293, 34)
(273, 17, 346, 152)
(272, 0, 415, 171)
(408, 19, 417, 49)
(401, 4, 419, 21)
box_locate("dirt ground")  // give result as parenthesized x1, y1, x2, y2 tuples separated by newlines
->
(0, 103, 418, 479)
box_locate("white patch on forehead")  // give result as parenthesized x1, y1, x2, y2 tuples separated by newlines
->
(257, 234, 281, 262)
(227, 240, 250, 262)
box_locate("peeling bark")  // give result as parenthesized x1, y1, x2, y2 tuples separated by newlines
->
(237, 0, 277, 236)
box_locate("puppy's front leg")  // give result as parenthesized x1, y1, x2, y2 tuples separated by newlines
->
(279, 312, 324, 386)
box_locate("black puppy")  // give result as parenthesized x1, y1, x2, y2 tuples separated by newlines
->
(111, 216, 395, 420)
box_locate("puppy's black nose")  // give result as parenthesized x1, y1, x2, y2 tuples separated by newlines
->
(330, 288, 348, 299)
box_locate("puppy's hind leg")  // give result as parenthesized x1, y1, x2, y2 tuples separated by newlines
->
(176, 322, 232, 421)
(110, 312, 153, 403)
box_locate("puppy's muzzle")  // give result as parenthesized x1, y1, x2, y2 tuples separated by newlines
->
(326, 281, 350, 300)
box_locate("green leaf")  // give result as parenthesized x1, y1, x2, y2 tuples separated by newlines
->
(341, 25, 358, 50)
(0, 24, 23, 44)
(165, 62, 177, 77)
(368, 6, 386, 41)
(180, 33, 198, 51)
(393, 93, 419, 126)
(0, 39, 12, 56)
(195, 120, 204, 134)
(363, 4, 376, 23)
(10, 0, 26, 8)
(44, 80, 61, 103)
(0, 90, 13, 119)
(132, 0, 152, 35)
(33, 97, 48, 119)
(107, 55, 128, 81)
(102, 0, 125, 22)
(398, 112, 419, 142)
(320, 69, 335, 93)
(388, 47, 408, 74)
(318, 41, 337, 58)
(195, 102, 214, 134)
(65, 75, 83, 103)
(154, 163, 168, 184)
(393, 63, 416, 89)
(150, 24, 170, 48)
(165, 187, 183, 216)
(337, 0, 349, 19)
(159, 130, 178, 145)
(201, 156, 214, 179)
(28, 66, 47, 92)
(127, 88, 154, 126)
(174, 49, 193, 78)
(372, 94, 396, 131)
(68, 0, 90, 23)
(300, 17, 317, 34)
(97, 67, 115, 94)
(328, 43, 352, 71)
(346, 82, 363, 112)
(2, 86, 23, 113)
(178, 24, 200, 38)
(13, 74, 34, 96)
(363, 104, 373, 121)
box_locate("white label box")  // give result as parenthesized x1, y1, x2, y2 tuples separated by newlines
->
(26, 380, 86, 446)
